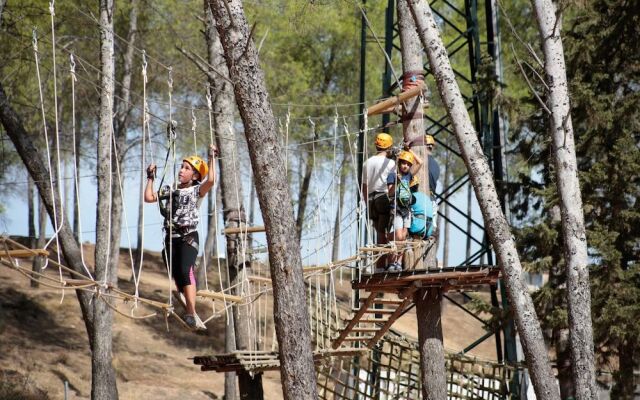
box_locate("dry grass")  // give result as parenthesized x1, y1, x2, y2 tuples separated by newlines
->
(0, 245, 495, 399)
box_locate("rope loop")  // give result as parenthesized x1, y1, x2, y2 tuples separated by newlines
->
(49, 1, 55, 16)
(141, 50, 148, 83)
(167, 120, 177, 141)
(206, 91, 212, 111)
(69, 54, 77, 81)
(32, 28, 38, 52)
(167, 66, 173, 91)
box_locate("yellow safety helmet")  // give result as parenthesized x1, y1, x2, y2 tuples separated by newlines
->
(409, 176, 419, 187)
(398, 150, 414, 165)
(375, 133, 393, 150)
(184, 155, 208, 179)
(425, 134, 436, 146)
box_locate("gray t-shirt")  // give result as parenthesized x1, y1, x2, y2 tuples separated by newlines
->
(158, 184, 203, 235)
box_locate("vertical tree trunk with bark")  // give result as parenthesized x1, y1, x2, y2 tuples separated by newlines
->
(204, 3, 257, 398)
(207, 0, 318, 398)
(396, 1, 448, 398)
(442, 149, 451, 268)
(331, 157, 347, 262)
(531, 1, 597, 398)
(27, 176, 39, 287)
(93, 1, 118, 398)
(415, 289, 447, 400)
(73, 114, 81, 239)
(33, 193, 47, 287)
(296, 143, 315, 241)
(406, 1, 560, 398)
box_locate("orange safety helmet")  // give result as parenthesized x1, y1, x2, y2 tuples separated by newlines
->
(183, 155, 208, 179)
(374, 133, 393, 150)
(425, 134, 436, 146)
(398, 150, 415, 165)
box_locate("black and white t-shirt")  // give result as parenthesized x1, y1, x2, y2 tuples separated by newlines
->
(158, 184, 203, 236)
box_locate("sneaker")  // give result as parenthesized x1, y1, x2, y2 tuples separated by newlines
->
(389, 263, 403, 272)
(184, 314, 197, 329)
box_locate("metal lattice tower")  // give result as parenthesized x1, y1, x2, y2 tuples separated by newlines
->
(356, 0, 525, 397)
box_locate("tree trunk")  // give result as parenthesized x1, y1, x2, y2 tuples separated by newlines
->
(614, 339, 637, 399)
(73, 115, 81, 239)
(204, 2, 258, 398)
(406, 1, 560, 398)
(33, 192, 47, 288)
(465, 181, 472, 263)
(296, 144, 315, 242)
(442, 149, 450, 268)
(331, 157, 347, 262)
(531, 1, 597, 398)
(28, 176, 39, 288)
(0, 0, 6, 28)
(555, 327, 574, 399)
(396, 1, 448, 398)
(415, 289, 447, 400)
(93, 1, 119, 398)
(207, 0, 318, 398)
(0, 82, 96, 358)
(247, 172, 256, 255)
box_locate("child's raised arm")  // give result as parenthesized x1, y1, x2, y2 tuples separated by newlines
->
(199, 144, 218, 197)
(144, 164, 157, 203)
(408, 149, 423, 176)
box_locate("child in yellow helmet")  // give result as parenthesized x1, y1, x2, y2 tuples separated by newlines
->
(386, 148, 423, 272)
(144, 144, 217, 330)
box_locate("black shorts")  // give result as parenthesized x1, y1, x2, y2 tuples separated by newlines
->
(163, 231, 199, 290)
(368, 193, 391, 233)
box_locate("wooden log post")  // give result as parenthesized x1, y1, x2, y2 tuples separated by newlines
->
(396, 1, 447, 398)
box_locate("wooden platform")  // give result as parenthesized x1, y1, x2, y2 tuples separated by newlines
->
(193, 348, 365, 372)
(356, 265, 500, 293)
(331, 265, 500, 350)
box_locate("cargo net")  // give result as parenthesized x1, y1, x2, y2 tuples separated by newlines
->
(311, 291, 521, 400)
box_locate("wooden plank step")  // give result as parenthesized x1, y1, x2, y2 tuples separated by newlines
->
(223, 225, 265, 235)
(332, 291, 381, 349)
(359, 318, 389, 323)
(359, 298, 403, 305)
(197, 290, 243, 304)
(0, 249, 49, 258)
(342, 336, 374, 342)
(353, 308, 397, 315)
(351, 327, 380, 333)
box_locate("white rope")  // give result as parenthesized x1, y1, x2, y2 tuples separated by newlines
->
(191, 108, 198, 154)
(32, 30, 62, 275)
(69, 54, 94, 280)
(135, 50, 149, 295)
(48, 3, 65, 270)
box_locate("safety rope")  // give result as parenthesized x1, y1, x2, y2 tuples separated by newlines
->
(69, 54, 94, 280)
(32, 32, 55, 257)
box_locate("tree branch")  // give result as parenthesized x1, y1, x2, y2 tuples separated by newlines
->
(176, 46, 234, 85)
(511, 44, 552, 115)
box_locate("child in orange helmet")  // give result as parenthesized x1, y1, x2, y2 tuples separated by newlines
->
(144, 144, 217, 330)
(386, 148, 423, 272)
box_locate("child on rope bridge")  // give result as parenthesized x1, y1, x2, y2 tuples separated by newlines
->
(144, 144, 217, 330)
(385, 149, 423, 272)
